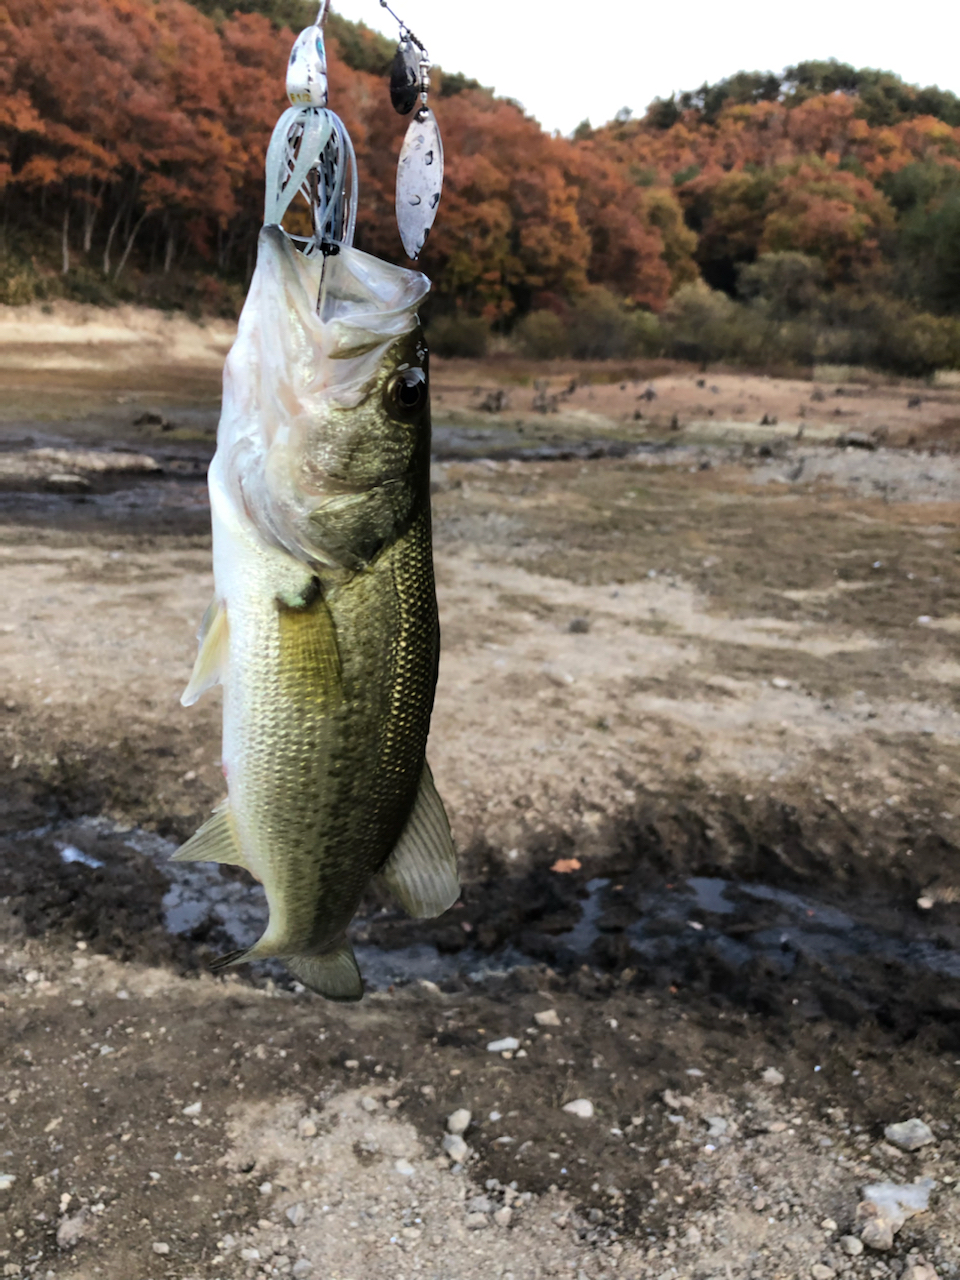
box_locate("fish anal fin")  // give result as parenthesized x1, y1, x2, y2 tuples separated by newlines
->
(172, 801, 246, 867)
(381, 761, 459, 919)
(285, 940, 364, 1002)
(181, 599, 228, 707)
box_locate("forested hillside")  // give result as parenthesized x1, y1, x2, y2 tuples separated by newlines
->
(3, 0, 960, 372)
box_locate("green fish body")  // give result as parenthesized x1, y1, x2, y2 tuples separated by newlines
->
(177, 226, 458, 1000)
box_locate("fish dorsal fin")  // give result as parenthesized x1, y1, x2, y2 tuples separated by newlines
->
(171, 801, 246, 867)
(181, 599, 228, 708)
(285, 940, 364, 1002)
(380, 762, 459, 919)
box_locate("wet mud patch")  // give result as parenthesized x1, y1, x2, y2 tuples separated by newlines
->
(6, 773, 960, 1056)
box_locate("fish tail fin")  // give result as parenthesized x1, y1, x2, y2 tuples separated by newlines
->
(285, 939, 364, 1003)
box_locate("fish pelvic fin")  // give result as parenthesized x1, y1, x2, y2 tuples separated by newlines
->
(380, 761, 459, 919)
(285, 939, 364, 1002)
(181, 598, 228, 707)
(171, 801, 247, 867)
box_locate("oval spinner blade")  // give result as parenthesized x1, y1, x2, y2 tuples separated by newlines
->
(396, 108, 444, 260)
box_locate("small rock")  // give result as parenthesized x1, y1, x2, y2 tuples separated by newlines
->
(285, 1203, 306, 1227)
(839, 1235, 864, 1256)
(856, 1178, 935, 1251)
(761, 1067, 785, 1085)
(56, 1209, 91, 1249)
(360, 1096, 378, 1113)
(810, 1266, 835, 1280)
(152, 1242, 170, 1256)
(258, 1181, 272, 1195)
(568, 617, 590, 634)
(465, 1212, 488, 1230)
(681, 1225, 702, 1247)
(466, 1195, 493, 1214)
(901, 1263, 940, 1280)
(0, 1175, 14, 1192)
(533, 1009, 561, 1027)
(821, 1218, 838, 1231)
(884, 1118, 935, 1151)
(705, 1116, 728, 1137)
(442, 1134, 469, 1162)
(447, 1108, 471, 1135)
(487, 1037, 520, 1053)
(292, 1262, 313, 1278)
(181, 1101, 202, 1117)
(493, 1206, 513, 1228)
(562, 1099, 594, 1119)
(662, 1088, 693, 1109)
(240, 1247, 261, 1262)
(401, 1226, 421, 1240)
(297, 1117, 317, 1138)
(394, 1159, 415, 1176)
(344, 1058, 359, 1069)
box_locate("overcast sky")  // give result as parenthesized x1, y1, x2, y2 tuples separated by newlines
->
(330, 0, 959, 136)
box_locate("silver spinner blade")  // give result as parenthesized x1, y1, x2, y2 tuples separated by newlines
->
(395, 107, 443, 259)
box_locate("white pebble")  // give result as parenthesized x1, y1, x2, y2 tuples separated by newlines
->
(360, 1096, 378, 1113)
(761, 1067, 785, 1086)
(493, 1206, 513, 1227)
(442, 1134, 469, 1162)
(840, 1235, 864, 1256)
(533, 1009, 561, 1027)
(297, 1117, 317, 1138)
(258, 1181, 272, 1195)
(152, 1242, 170, 1255)
(240, 1248, 261, 1262)
(181, 1101, 201, 1117)
(394, 1159, 415, 1176)
(446, 1108, 471, 1135)
(487, 1037, 519, 1053)
(562, 1099, 594, 1119)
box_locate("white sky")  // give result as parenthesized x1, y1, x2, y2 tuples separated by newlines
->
(330, 0, 959, 136)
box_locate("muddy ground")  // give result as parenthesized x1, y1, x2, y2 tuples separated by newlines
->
(1, 304, 960, 1280)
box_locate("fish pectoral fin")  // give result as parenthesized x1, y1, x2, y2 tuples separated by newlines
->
(380, 761, 460, 919)
(285, 940, 364, 1002)
(181, 598, 229, 707)
(171, 801, 246, 867)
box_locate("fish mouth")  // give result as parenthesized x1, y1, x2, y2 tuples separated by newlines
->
(214, 227, 432, 567)
(259, 224, 430, 372)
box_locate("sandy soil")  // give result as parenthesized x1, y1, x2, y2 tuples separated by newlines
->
(1, 305, 960, 1280)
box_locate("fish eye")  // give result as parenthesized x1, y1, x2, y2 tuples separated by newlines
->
(388, 367, 427, 417)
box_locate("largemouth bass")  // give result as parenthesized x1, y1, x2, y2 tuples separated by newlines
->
(176, 225, 458, 1001)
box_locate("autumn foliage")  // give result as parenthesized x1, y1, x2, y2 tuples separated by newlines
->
(2, 1, 960, 370)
